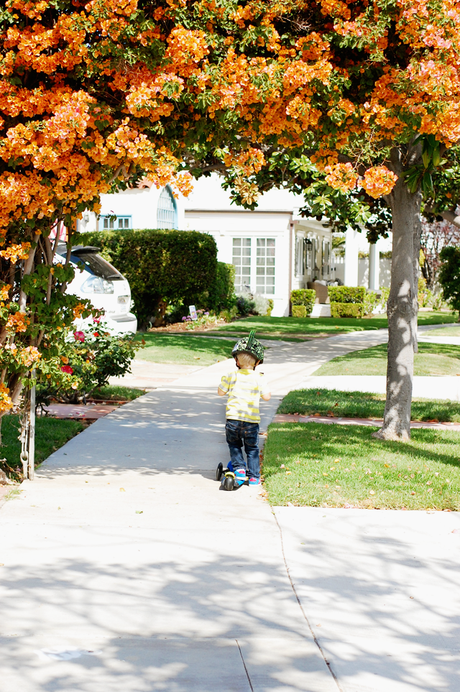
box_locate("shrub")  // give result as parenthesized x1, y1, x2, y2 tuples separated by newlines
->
(236, 292, 256, 316)
(209, 262, 237, 313)
(182, 310, 219, 330)
(363, 290, 378, 316)
(252, 293, 273, 316)
(327, 286, 366, 304)
(363, 288, 390, 315)
(219, 306, 238, 322)
(379, 286, 390, 307)
(82, 228, 218, 329)
(418, 274, 448, 310)
(266, 299, 274, 316)
(292, 305, 307, 317)
(38, 322, 143, 404)
(331, 303, 365, 318)
(290, 289, 315, 316)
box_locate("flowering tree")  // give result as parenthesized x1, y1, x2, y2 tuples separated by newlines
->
(2, 0, 460, 445)
(0, 0, 197, 424)
(168, 0, 460, 441)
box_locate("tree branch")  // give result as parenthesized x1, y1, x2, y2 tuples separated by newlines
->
(425, 206, 460, 229)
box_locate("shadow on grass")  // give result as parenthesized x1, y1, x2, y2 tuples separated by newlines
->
(136, 332, 233, 364)
(263, 422, 460, 510)
(278, 388, 460, 422)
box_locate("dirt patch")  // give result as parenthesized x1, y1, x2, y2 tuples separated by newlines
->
(147, 320, 228, 334)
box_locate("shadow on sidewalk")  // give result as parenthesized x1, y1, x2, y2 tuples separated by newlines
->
(1, 528, 459, 691)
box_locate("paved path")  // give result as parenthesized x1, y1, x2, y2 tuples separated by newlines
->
(1, 326, 459, 691)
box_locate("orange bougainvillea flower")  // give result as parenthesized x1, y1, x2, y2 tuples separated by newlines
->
(0, 383, 13, 413)
(325, 163, 359, 193)
(6, 312, 30, 333)
(361, 166, 399, 198)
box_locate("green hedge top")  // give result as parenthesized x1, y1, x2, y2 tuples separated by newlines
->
(290, 289, 316, 306)
(328, 286, 366, 304)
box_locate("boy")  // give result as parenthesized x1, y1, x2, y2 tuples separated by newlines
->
(217, 331, 271, 487)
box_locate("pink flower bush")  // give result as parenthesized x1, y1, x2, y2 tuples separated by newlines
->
(74, 330, 85, 342)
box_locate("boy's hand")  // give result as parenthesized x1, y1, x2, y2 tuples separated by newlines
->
(262, 392, 272, 401)
(217, 387, 226, 396)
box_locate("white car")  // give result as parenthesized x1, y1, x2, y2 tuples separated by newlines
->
(56, 244, 137, 334)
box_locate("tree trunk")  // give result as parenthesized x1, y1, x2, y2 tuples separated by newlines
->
(374, 174, 421, 441)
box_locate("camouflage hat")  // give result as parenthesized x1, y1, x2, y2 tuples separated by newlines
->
(232, 330, 264, 364)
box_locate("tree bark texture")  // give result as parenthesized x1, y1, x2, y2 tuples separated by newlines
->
(374, 172, 421, 440)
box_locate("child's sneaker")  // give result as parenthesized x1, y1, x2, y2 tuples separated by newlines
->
(234, 469, 247, 486)
(248, 477, 260, 486)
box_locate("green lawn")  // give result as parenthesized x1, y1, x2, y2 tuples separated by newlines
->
(263, 421, 460, 510)
(1, 414, 85, 479)
(277, 388, 460, 422)
(427, 325, 460, 337)
(313, 342, 460, 376)
(136, 332, 233, 365)
(208, 312, 456, 340)
(90, 385, 145, 401)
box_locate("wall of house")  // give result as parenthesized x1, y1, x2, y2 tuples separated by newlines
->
(79, 185, 186, 233)
(78, 176, 334, 318)
(184, 210, 292, 317)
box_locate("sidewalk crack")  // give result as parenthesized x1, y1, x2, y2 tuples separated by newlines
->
(273, 510, 344, 692)
(236, 638, 254, 692)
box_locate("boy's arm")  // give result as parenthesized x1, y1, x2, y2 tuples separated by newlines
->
(259, 372, 271, 401)
(218, 373, 230, 396)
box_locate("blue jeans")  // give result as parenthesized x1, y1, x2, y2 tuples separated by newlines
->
(225, 419, 260, 480)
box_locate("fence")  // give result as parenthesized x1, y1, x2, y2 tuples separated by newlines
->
(331, 256, 391, 288)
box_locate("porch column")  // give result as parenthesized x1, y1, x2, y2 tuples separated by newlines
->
(344, 226, 358, 286)
(369, 241, 380, 291)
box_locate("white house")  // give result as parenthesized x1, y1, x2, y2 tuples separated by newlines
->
(78, 174, 391, 317)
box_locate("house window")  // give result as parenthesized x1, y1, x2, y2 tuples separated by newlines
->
(232, 237, 276, 295)
(322, 239, 331, 277)
(256, 238, 275, 294)
(102, 215, 131, 230)
(157, 186, 178, 229)
(304, 238, 313, 273)
(232, 238, 251, 292)
(295, 236, 304, 277)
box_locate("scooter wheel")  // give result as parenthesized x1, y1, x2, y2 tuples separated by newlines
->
(223, 475, 235, 491)
(215, 463, 223, 481)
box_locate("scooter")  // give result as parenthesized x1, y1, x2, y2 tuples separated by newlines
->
(216, 461, 246, 491)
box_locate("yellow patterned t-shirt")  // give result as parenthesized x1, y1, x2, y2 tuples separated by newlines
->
(219, 369, 270, 423)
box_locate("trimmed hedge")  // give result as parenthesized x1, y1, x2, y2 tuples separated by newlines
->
(328, 286, 365, 319)
(82, 228, 218, 329)
(331, 303, 365, 318)
(327, 286, 366, 304)
(210, 262, 237, 313)
(290, 289, 315, 317)
(292, 305, 307, 317)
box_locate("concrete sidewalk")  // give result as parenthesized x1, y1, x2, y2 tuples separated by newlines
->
(0, 385, 337, 692)
(1, 327, 459, 691)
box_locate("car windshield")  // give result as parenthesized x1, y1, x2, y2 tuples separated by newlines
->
(71, 253, 124, 280)
(56, 248, 124, 281)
